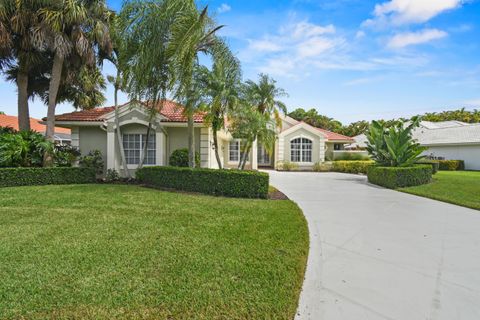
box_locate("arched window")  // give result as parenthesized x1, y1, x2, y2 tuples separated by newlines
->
(291, 138, 312, 162)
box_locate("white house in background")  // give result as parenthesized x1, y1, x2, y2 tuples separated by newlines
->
(51, 100, 353, 175)
(350, 121, 480, 170)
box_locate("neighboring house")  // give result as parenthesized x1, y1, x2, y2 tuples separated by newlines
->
(0, 114, 71, 144)
(51, 100, 354, 175)
(350, 121, 480, 170)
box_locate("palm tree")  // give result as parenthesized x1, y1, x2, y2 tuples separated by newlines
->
(31, 0, 112, 142)
(236, 74, 288, 169)
(198, 44, 241, 169)
(169, 3, 224, 168)
(0, 0, 46, 131)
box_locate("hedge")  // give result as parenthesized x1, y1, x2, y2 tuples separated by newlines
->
(367, 165, 432, 189)
(332, 160, 375, 174)
(0, 167, 96, 188)
(437, 160, 465, 171)
(416, 160, 439, 174)
(136, 166, 269, 199)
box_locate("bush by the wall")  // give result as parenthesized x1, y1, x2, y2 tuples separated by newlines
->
(79, 150, 104, 175)
(437, 160, 465, 171)
(169, 148, 200, 167)
(276, 160, 298, 171)
(136, 166, 269, 198)
(333, 152, 370, 161)
(0, 167, 96, 188)
(416, 160, 439, 174)
(367, 165, 432, 189)
(332, 160, 375, 174)
(313, 162, 333, 172)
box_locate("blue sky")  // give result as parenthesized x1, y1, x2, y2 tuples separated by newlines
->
(1, 0, 479, 124)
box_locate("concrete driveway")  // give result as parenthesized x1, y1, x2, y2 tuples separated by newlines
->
(269, 171, 480, 320)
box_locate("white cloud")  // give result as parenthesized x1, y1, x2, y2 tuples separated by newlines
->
(463, 98, 480, 106)
(355, 30, 366, 39)
(249, 39, 283, 52)
(217, 3, 231, 14)
(363, 0, 463, 27)
(387, 29, 448, 49)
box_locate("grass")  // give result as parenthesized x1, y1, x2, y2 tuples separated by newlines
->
(0, 184, 308, 320)
(399, 171, 480, 210)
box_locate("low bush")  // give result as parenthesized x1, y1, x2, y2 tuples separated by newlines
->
(332, 160, 375, 174)
(136, 166, 269, 198)
(79, 150, 104, 175)
(416, 160, 439, 174)
(0, 167, 96, 188)
(437, 160, 465, 171)
(367, 165, 432, 189)
(313, 162, 333, 172)
(276, 160, 298, 171)
(334, 152, 370, 161)
(169, 148, 200, 167)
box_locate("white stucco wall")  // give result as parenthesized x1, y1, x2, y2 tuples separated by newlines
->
(423, 145, 480, 170)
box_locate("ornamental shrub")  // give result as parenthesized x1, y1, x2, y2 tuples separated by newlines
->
(79, 150, 104, 175)
(332, 160, 375, 174)
(416, 160, 439, 174)
(0, 167, 96, 188)
(313, 162, 333, 172)
(136, 166, 269, 199)
(276, 160, 298, 171)
(169, 148, 200, 167)
(437, 160, 465, 171)
(367, 165, 432, 189)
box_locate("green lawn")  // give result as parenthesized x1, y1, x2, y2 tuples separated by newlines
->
(0, 184, 308, 320)
(399, 171, 480, 210)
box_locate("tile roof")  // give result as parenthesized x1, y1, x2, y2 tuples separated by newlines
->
(292, 121, 354, 141)
(0, 114, 70, 134)
(53, 100, 205, 123)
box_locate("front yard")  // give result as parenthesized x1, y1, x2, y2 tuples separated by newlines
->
(0, 184, 308, 319)
(399, 171, 480, 210)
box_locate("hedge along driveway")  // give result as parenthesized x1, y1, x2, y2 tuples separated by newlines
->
(0, 167, 96, 187)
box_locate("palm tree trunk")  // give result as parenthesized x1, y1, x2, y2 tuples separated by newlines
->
(188, 113, 195, 168)
(114, 73, 130, 178)
(16, 72, 30, 131)
(46, 53, 64, 142)
(240, 144, 251, 170)
(212, 130, 222, 169)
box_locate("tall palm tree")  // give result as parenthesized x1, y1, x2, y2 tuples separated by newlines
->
(0, 0, 46, 131)
(31, 0, 112, 142)
(199, 44, 241, 169)
(237, 74, 288, 169)
(169, 3, 224, 168)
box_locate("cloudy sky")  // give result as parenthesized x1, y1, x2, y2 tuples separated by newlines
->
(1, 0, 479, 124)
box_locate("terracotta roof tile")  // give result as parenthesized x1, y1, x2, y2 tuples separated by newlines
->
(53, 100, 205, 123)
(0, 114, 71, 134)
(296, 121, 353, 141)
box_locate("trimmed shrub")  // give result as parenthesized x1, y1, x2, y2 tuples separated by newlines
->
(0, 167, 96, 188)
(367, 165, 432, 189)
(79, 150, 104, 175)
(332, 160, 375, 174)
(276, 160, 298, 171)
(334, 152, 370, 161)
(437, 160, 465, 171)
(169, 148, 200, 167)
(416, 160, 439, 175)
(136, 166, 269, 199)
(313, 162, 333, 172)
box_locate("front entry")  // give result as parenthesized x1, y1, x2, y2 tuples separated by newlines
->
(258, 144, 272, 167)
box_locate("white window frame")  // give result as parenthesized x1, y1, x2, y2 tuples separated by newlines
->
(290, 137, 313, 163)
(123, 133, 156, 167)
(228, 139, 250, 164)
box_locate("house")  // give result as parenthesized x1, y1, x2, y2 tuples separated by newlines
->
(51, 100, 353, 175)
(0, 114, 71, 143)
(350, 121, 480, 170)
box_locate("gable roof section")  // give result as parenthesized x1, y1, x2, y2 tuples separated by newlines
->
(0, 114, 70, 134)
(280, 120, 353, 142)
(414, 123, 480, 146)
(53, 100, 205, 123)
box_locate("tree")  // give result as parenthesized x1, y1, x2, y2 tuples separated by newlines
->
(168, 3, 224, 168)
(235, 74, 287, 169)
(198, 42, 241, 169)
(119, 0, 190, 169)
(0, 0, 46, 131)
(289, 108, 343, 133)
(339, 120, 370, 137)
(366, 117, 426, 167)
(31, 0, 113, 143)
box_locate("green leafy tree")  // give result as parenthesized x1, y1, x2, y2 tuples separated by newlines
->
(366, 117, 426, 167)
(289, 108, 342, 133)
(198, 43, 241, 169)
(31, 0, 113, 142)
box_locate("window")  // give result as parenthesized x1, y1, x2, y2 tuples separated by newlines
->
(229, 140, 246, 162)
(258, 144, 271, 165)
(123, 134, 156, 165)
(334, 143, 342, 151)
(291, 138, 312, 163)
